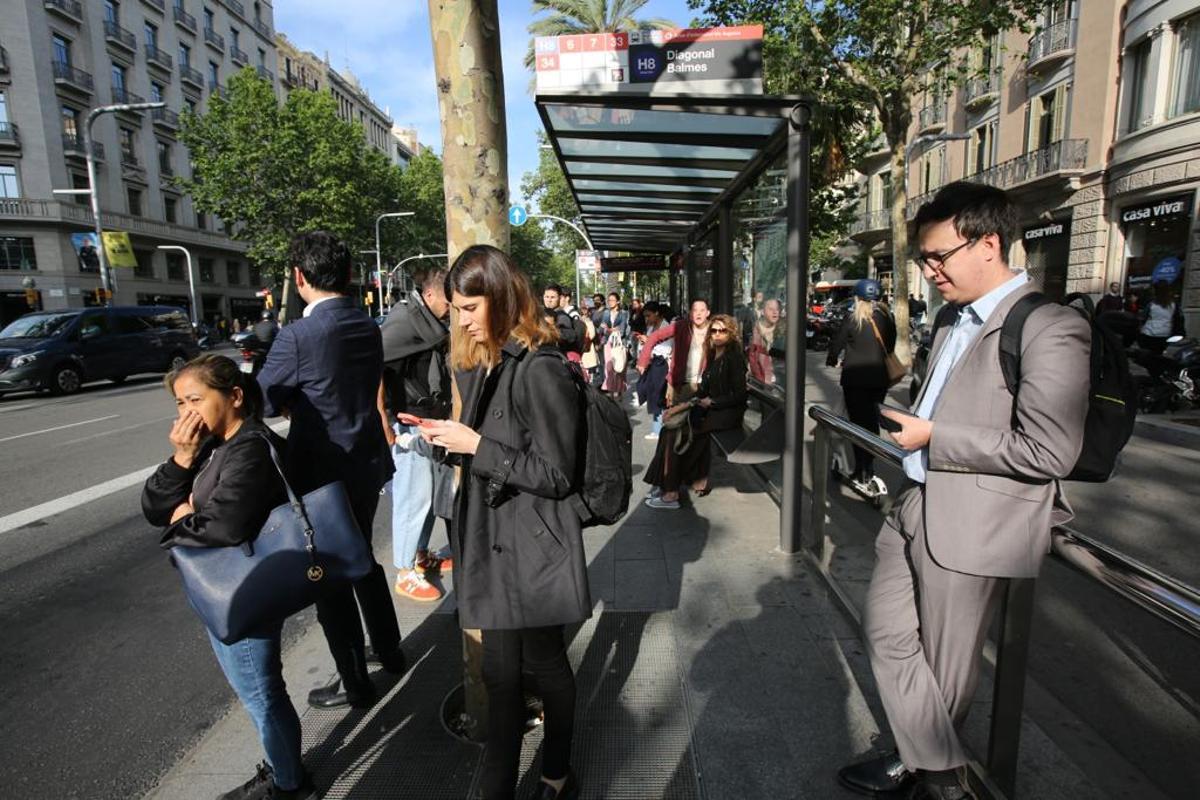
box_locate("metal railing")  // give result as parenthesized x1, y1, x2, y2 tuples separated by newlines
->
(111, 87, 146, 105)
(142, 0, 166, 11)
(225, 0, 245, 17)
(52, 61, 94, 92)
(152, 107, 180, 128)
(145, 44, 173, 70)
(203, 27, 225, 51)
(44, 0, 83, 20)
(230, 45, 248, 65)
(849, 207, 889, 236)
(208, 81, 227, 99)
(974, 139, 1088, 191)
(180, 64, 204, 88)
(918, 102, 947, 131)
(103, 21, 137, 51)
(0, 122, 19, 146)
(1028, 19, 1077, 66)
(62, 134, 105, 161)
(806, 404, 1200, 799)
(173, 6, 196, 32)
(256, 64, 274, 83)
(965, 70, 1001, 106)
(252, 18, 272, 39)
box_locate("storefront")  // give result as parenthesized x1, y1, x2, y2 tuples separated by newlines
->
(1119, 193, 1194, 301)
(1022, 218, 1072, 301)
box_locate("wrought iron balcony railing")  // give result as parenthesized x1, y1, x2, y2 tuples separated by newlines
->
(917, 103, 947, 133)
(52, 61, 94, 93)
(0, 122, 20, 147)
(231, 45, 248, 65)
(180, 64, 204, 88)
(965, 70, 1001, 107)
(45, 0, 83, 23)
(256, 65, 274, 83)
(174, 7, 197, 32)
(63, 134, 105, 161)
(145, 44, 174, 71)
(1028, 19, 1077, 67)
(974, 139, 1088, 190)
(103, 21, 137, 52)
(204, 27, 225, 51)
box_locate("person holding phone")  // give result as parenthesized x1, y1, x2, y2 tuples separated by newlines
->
(141, 355, 316, 800)
(417, 245, 589, 800)
(825, 279, 896, 493)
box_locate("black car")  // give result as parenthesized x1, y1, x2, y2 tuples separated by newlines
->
(0, 306, 200, 396)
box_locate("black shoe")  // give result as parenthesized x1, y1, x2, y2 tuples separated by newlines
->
(531, 771, 579, 800)
(306, 675, 378, 709)
(217, 762, 274, 800)
(907, 770, 974, 800)
(268, 773, 320, 799)
(364, 644, 407, 675)
(837, 751, 915, 796)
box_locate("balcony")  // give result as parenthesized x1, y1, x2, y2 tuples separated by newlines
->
(159, 161, 175, 179)
(63, 134, 105, 162)
(252, 18, 272, 40)
(141, 0, 166, 12)
(180, 64, 204, 90)
(965, 70, 1001, 110)
(208, 81, 227, 99)
(231, 45, 248, 66)
(203, 27, 225, 52)
(974, 138, 1088, 191)
(152, 107, 180, 130)
(256, 65, 274, 83)
(906, 191, 937, 218)
(103, 21, 138, 54)
(225, 0, 245, 17)
(52, 61, 93, 95)
(849, 207, 890, 239)
(44, 0, 83, 24)
(174, 7, 197, 33)
(145, 44, 174, 72)
(111, 87, 147, 106)
(917, 103, 947, 134)
(0, 122, 20, 150)
(1028, 19, 1077, 72)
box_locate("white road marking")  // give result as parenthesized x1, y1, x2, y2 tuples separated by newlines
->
(53, 415, 177, 448)
(0, 415, 120, 444)
(0, 404, 39, 413)
(0, 419, 290, 534)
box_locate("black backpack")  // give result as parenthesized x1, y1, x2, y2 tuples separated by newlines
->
(999, 292, 1138, 482)
(528, 350, 633, 527)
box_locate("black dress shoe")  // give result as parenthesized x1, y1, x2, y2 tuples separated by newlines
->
(364, 645, 407, 675)
(837, 751, 915, 796)
(531, 771, 579, 800)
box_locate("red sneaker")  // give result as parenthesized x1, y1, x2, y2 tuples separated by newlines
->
(394, 570, 443, 602)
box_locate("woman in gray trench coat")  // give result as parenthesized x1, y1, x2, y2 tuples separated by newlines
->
(418, 245, 589, 800)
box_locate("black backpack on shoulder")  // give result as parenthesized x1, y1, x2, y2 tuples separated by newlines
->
(528, 350, 633, 527)
(999, 292, 1138, 482)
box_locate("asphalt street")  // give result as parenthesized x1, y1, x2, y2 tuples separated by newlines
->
(0, 355, 1195, 798)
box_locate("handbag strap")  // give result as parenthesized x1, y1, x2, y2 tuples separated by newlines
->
(867, 315, 889, 353)
(249, 431, 319, 567)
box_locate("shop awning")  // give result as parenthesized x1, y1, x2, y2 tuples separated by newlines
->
(534, 94, 805, 255)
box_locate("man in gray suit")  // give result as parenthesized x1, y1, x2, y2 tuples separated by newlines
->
(838, 182, 1091, 800)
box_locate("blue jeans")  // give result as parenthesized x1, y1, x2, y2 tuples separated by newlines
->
(206, 625, 304, 790)
(650, 412, 663, 435)
(390, 423, 435, 570)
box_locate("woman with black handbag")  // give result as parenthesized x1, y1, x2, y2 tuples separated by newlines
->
(643, 314, 748, 510)
(141, 354, 315, 800)
(417, 245, 589, 800)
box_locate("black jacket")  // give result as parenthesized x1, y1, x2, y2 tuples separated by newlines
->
(827, 306, 897, 389)
(697, 347, 748, 432)
(451, 341, 592, 630)
(545, 307, 583, 355)
(141, 419, 288, 549)
(381, 291, 450, 417)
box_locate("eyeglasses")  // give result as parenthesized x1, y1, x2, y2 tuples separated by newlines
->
(916, 238, 976, 274)
(710, 327, 730, 334)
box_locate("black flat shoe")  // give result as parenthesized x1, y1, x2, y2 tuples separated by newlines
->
(306, 676, 377, 710)
(837, 751, 914, 796)
(531, 771, 579, 800)
(364, 645, 407, 675)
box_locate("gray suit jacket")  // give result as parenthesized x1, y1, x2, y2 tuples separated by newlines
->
(918, 284, 1091, 579)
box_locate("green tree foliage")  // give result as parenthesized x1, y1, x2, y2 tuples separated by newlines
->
(525, 0, 675, 71)
(689, 0, 1045, 358)
(176, 68, 405, 284)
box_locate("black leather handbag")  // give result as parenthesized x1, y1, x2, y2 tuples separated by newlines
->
(170, 434, 373, 644)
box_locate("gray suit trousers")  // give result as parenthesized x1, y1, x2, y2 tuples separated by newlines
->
(864, 484, 1003, 772)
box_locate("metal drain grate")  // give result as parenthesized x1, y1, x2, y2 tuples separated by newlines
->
(299, 611, 701, 800)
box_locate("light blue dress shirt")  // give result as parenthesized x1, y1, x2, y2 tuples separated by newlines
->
(903, 271, 1028, 483)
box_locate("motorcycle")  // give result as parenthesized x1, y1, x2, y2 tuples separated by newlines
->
(1131, 336, 1200, 413)
(230, 330, 271, 376)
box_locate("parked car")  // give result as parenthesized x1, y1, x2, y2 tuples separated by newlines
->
(0, 305, 200, 396)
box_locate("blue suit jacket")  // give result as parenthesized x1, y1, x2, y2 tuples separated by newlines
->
(257, 296, 393, 496)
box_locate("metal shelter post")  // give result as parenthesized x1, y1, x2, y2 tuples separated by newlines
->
(716, 202, 734, 315)
(779, 104, 811, 555)
(669, 258, 680, 311)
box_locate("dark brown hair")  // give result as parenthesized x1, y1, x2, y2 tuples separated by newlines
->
(910, 181, 1020, 264)
(165, 353, 264, 420)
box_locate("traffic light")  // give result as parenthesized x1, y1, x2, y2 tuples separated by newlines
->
(264, 293, 274, 309)
(93, 287, 111, 304)
(365, 291, 375, 307)
(24, 288, 39, 308)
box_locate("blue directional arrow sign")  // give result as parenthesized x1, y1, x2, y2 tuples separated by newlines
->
(509, 205, 528, 227)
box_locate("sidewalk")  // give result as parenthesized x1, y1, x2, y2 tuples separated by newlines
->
(147, 389, 1100, 800)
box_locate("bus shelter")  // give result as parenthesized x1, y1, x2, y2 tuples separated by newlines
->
(535, 92, 812, 552)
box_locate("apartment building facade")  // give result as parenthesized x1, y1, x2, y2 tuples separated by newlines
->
(0, 0, 281, 328)
(275, 34, 394, 163)
(849, 1, 1200, 331)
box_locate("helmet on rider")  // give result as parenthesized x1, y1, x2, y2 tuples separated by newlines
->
(854, 279, 882, 302)
(260, 310, 275, 321)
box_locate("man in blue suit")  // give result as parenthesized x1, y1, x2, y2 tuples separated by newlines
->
(258, 231, 404, 709)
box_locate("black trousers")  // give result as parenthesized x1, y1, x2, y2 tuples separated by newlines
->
(315, 484, 402, 680)
(843, 385, 887, 478)
(480, 625, 576, 800)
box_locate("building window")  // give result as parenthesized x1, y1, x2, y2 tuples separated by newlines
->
(119, 128, 137, 164)
(970, 122, 996, 174)
(53, 35, 71, 67)
(208, 61, 219, 85)
(203, 8, 215, 32)
(184, 98, 197, 115)
(226, 260, 241, 285)
(248, 261, 261, 286)
(1028, 84, 1068, 151)
(145, 21, 158, 49)
(133, 250, 154, 279)
(166, 252, 185, 280)
(164, 195, 177, 223)
(62, 106, 79, 139)
(1172, 14, 1200, 117)
(179, 42, 191, 68)
(104, 0, 118, 25)
(111, 63, 127, 99)
(0, 237, 37, 271)
(174, 0, 185, 9)
(231, 28, 240, 49)
(196, 210, 208, 230)
(199, 257, 215, 283)
(254, 2, 262, 23)
(127, 187, 142, 216)
(1127, 38, 1155, 132)
(150, 82, 164, 103)
(0, 165, 19, 199)
(71, 173, 89, 204)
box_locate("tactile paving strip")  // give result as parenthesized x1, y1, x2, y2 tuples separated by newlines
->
(300, 611, 701, 799)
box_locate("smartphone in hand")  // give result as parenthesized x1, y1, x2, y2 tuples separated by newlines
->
(396, 412, 428, 427)
(876, 403, 912, 433)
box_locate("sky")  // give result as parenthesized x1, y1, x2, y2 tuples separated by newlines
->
(273, 0, 700, 209)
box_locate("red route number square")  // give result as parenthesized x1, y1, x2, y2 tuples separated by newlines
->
(582, 33, 607, 52)
(536, 53, 560, 71)
(610, 32, 629, 50)
(560, 35, 582, 52)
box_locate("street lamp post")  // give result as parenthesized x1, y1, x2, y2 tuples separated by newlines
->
(375, 211, 415, 317)
(82, 102, 166, 305)
(157, 245, 198, 325)
(529, 213, 593, 305)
